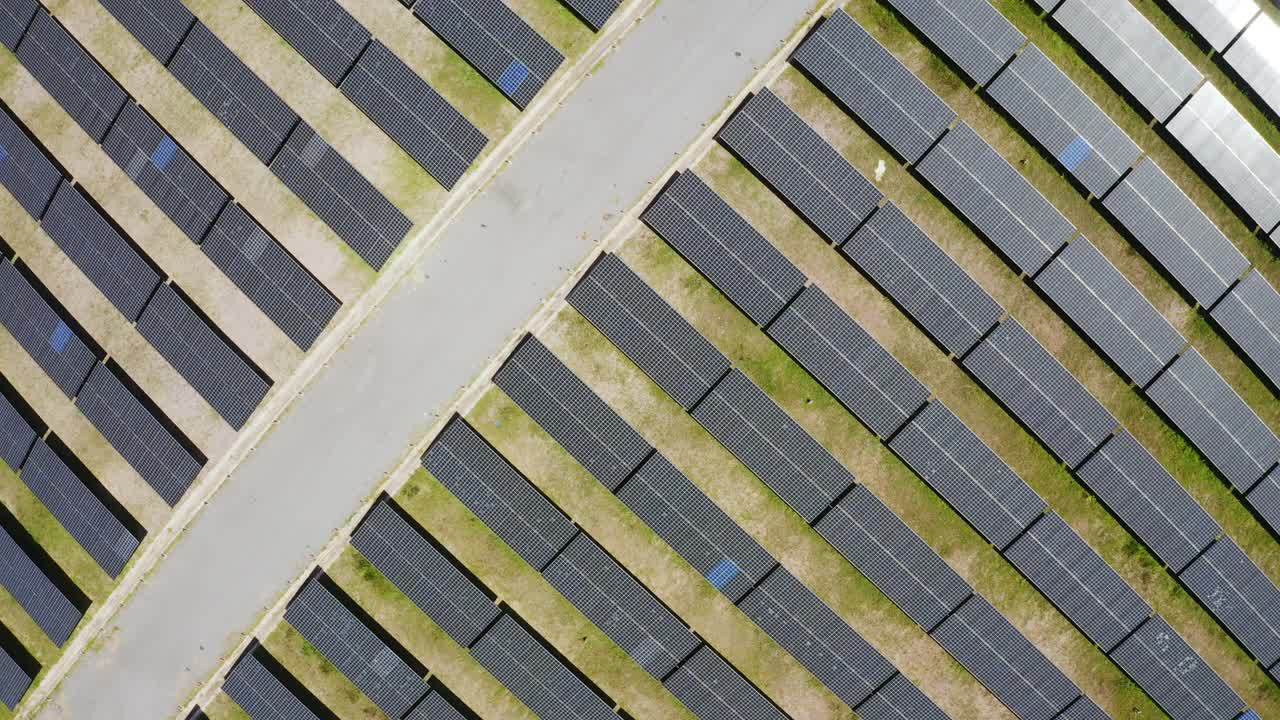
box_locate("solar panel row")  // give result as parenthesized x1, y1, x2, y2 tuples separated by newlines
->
(0, 102, 63, 218)
(223, 649, 321, 720)
(662, 645, 786, 720)
(1178, 537, 1280, 668)
(1210, 270, 1280, 393)
(0, 522, 81, 646)
(0, 0, 37, 52)
(557, 0, 619, 32)
(0, 389, 36, 471)
(1246, 467, 1280, 548)
(1223, 14, 1280, 125)
(1109, 615, 1245, 720)
(0, 260, 99, 398)
(882, 0, 1025, 86)
(0, 639, 32, 710)
(240, 0, 370, 86)
(96, 0, 195, 64)
(406, 691, 468, 720)
(16, 10, 128, 143)
(1164, 0, 1259, 52)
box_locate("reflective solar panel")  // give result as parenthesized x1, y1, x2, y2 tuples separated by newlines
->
(223, 650, 322, 720)
(558, 0, 618, 32)
(791, 9, 956, 164)
(0, 260, 99, 398)
(883, 0, 1025, 86)
(1210, 269, 1280, 392)
(97, 0, 196, 64)
(915, 122, 1074, 276)
(0, 0, 37, 52)
(663, 645, 786, 720)
(0, 97, 63, 219)
(1245, 466, 1280, 544)
(1109, 615, 1245, 720)
(641, 172, 806, 327)
(16, 10, 128, 143)
(1180, 537, 1280, 668)
(241, 0, 370, 86)
(0, 639, 32, 710)
(1165, 0, 1259, 52)
(405, 691, 468, 720)
(1034, 236, 1185, 387)
(1224, 14, 1280, 122)
(718, 88, 881, 243)
(855, 673, 950, 720)
(0, 388, 35, 471)
(0, 522, 81, 646)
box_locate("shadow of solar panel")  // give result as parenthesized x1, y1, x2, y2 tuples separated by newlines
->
(471, 614, 619, 720)
(352, 498, 501, 647)
(0, 261, 99, 397)
(340, 41, 487, 190)
(1054, 695, 1110, 720)
(16, 11, 128, 143)
(22, 440, 138, 577)
(568, 253, 730, 411)
(692, 369, 854, 522)
(1003, 512, 1150, 652)
(406, 691, 467, 720)
(1035, 237, 1185, 387)
(223, 650, 321, 720)
(1225, 15, 1280, 121)
(41, 181, 161, 322)
(492, 335, 651, 490)
(270, 121, 411, 270)
(558, 0, 618, 31)
(767, 285, 929, 439)
(97, 0, 195, 64)
(963, 318, 1115, 468)
(1210, 270, 1280, 392)
(0, 640, 32, 710)
(0, 523, 81, 646)
(1145, 349, 1280, 492)
(0, 104, 62, 219)
(0, 0, 37, 51)
(792, 10, 956, 165)
(286, 579, 429, 718)
(930, 595, 1081, 720)
(856, 673, 949, 720)
(1102, 158, 1248, 309)
(883, 0, 1024, 86)
(241, 0, 370, 86)
(985, 45, 1140, 198)
(543, 533, 698, 680)
(414, 0, 563, 109)
(889, 401, 1047, 549)
(916, 122, 1073, 276)
(738, 566, 895, 709)
(845, 202, 1003, 357)
(1246, 466, 1280, 544)
(202, 203, 340, 350)
(1108, 615, 1244, 720)
(102, 101, 228, 242)
(0, 390, 35, 471)
(422, 416, 577, 570)
(168, 22, 299, 163)
(663, 645, 786, 720)
(1179, 537, 1280, 667)
(77, 363, 202, 505)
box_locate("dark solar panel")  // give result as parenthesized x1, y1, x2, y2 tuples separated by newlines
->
(15, 10, 128, 143)
(844, 201, 1003, 357)
(889, 400, 1048, 550)
(201, 202, 340, 350)
(0, 522, 81, 646)
(1034, 237, 1186, 387)
(405, 691, 468, 720)
(223, 650, 321, 720)
(567, 253, 730, 411)
(557, 0, 619, 32)
(421, 415, 577, 570)
(1210, 270, 1280, 392)
(691, 369, 855, 522)
(97, 0, 196, 64)
(1054, 695, 1111, 720)
(855, 673, 950, 720)
(1109, 616, 1245, 720)
(0, 0, 37, 51)
(1246, 466, 1280, 544)
(240, 0, 370, 86)
(339, 41, 487, 190)
(0, 639, 32, 710)
(0, 389, 36, 471)
(883, 0, 1025, 86)
(0, 102, 63, 219)
(915, 122, 1074, 276)
(0, 260, 99, 397)
(640, 171, 807, 327)
(414, 0, 564, 109)
(766, 285, 930, 439)
(662, 645, 787, 720)
(1178, 537, 1280, 667)
(791, 9, 956, 164)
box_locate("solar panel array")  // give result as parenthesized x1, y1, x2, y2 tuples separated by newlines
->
(0, 103, 63, 218)
(0, 260, 99, 397)
(405, 691, 468, 720)
(662, 645, 786, 720)
(1223, 14, 1280, 122)
(1210, 270, 1280, 391)
(223, 649, 322, 720)
(791, 9, 957, 164)
(1246, 467, 1280, 543)
(0, 640, 32, 710)
(1179, 537, 1280, 669)
(16, 10, 128, 143)
(717, 88, 881, 244)
(985, 45, 1141, 197)
(0, 0, 37, 51)
(0, 389, 36, 471)
(1165, 0, 1259, 52)
(240, 0, 370, 86)
(558, 0, 619, 32)
(1109, 615, 1245, 720)
(882, 0, 1025, 86)
(96, 0, 195, 64)
(413, 0, 564, 109)
(0, 522, 82, 646)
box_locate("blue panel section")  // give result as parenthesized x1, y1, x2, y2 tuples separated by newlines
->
(151, 137, 177, 170)
(1059, 136, 1091, 172)
(1239, 711, 1259, 720)
(0, 144, 7, 163)
(49, 321, 71, 353)
(498, 59, 530, 95)
(706, 558, 741, 589)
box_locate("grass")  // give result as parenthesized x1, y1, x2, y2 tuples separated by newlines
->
(201, 692, 251, 720)
(508, 0, 597, 60)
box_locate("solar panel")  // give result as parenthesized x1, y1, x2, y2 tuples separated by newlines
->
(1034, 237, 1186, 387)
(1165, 0, 1259, 52)
(201, 202, 340, 351)
(557, 0, 619, 32)
(844, 201, 1003, 357)
(168, 21, 299, 163)
(1108, 615, 1245, 720)
(269, 121, 412, 270)
(915, 122, 1074, 276)
(421, 415, 578, 570)
(1052, 0, 1203, 122)
(470, 615, 619, 720)
(285, 579, 430, 718)
(662, 645, 787, 720)
(339, 41, 488, 191)
(1102, 157, 1249, 309)
(1245, 466, 1280, 544)
(0, 260, 99, 398)
(1210, 270, 1280, 392)
(616, 452, 776, 603)
(0, 0, 37, 51)
(962, 318, 1116, 468)
(21, 440, 139, 578)
(405, 691, 468, 720)
(567, 253, 731, 411)
(223, 650, 322, 720)
(1224, 14, 1280, 122)
(738, 566, 896, 709)
(985, 45, 1141, 197)
(814, 485, 972, 630)
(351, 498, 500, 647)
(0, 104, 63, 219)
(0, 388, 36, 471)
(766, 285, 930, 439)
(640, 172, 806, 328)
(691, 369, 854, 521)
(0, 640, 31, 710)
(854, 673, 950, 720)
(930, 595, 1081, 720)
(1053, 695, 1111, 720)
(76, 363, 202, 506)
(1179, 537, 1280, 667)
(717, 89, 881, 244)
(15, 10, 128, 143)
(493, 335, 651, 491)
(0, 522, 81, 646)
(41, 180, 162, 322)
(791, 9, 957, 164)
(414, 0, 564, 109)
(882, 0, 1025, 86)
(240, 0, 370, 86)
(542, 533, 699, 680)
(101, 101, 229, 242)
(96, 0, 196, 64)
